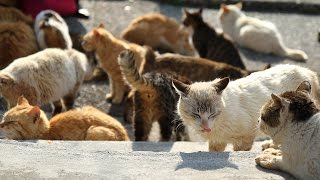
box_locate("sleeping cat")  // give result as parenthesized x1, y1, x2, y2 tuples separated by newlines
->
(0, 6, 33, 25)
(173, 64, 320, 151)
(182, 8, 245, 69)
(0, 96, 129, 141)
(82, 24, 148, 104)
(218, 3, 308, 61)
(34, 10, 73, 49)
(256, 81, 320, 179)
(118, 50, 188, 141)
(0, 21, 38, 69)
(0, 48, 95, 114)
(121, 13, 196, 56)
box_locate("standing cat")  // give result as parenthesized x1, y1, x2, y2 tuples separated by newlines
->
(256, 81, 320, 179)
(121, 13, 196, 56)
(0, 48, 95, 114)
(218, 3, 308, 61)
(0, 96, 129, 141)
(173, 64, 320, 152)
(82, 24, 148, 104)
(182, 8, 245, 69)
(34, 10, 73, 49)
(118, 50, 188, 141)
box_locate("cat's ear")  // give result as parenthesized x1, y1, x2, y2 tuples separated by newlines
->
(93, 29, 100, 37)
(172, 79, 189, 96)
(17, 96, 30, 106)
(0, 74, 14, 86)
(296, 81, 311, 95)
(221, 4, 229, 13)
(271, 93, 282, 106)
(271, 93, 290, 111)
(198, 8, 203, 14)
(98, 23, 105, 28)
(235, 2, 243, 9)
(27, 106, 41, 124)
(214, 77, 229, 94)
(183, 8, 190, 15)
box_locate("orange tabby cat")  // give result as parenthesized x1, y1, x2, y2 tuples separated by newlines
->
(82, 24, 148, 104)
(0, 96, 130, 141)
(121, 13, 196, 56)
(0, 6, 33, 25)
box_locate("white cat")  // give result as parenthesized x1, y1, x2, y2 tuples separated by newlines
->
(0, 48, 94, 113)
(218, 3, 308, 61)
(256, 81, 320, 179)
(34, 10, 73, 49)
(173, 64, 320, 152)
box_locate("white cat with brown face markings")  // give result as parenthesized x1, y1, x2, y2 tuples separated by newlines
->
(255, 81, 320, 180)
(173, 64, 320, 152)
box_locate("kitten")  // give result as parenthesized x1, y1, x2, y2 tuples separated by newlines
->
(0, 96, 129, 141)
(0, 48, 95, 114)
(118, 50, 188, 141)
(182, 8, 245, 69)
(0, 21, 38, 69)
(34, 10, 73, 49)
(256, 81, 320, 179)
(173, 64, 320, 152)
(121, 13, 196, 56)
(82, 24, 148, 104)
(218, 3, 308, 61)
(0, 6, 33, 25)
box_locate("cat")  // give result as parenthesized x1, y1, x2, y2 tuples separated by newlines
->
(34, 10, 73, 49)
(118, 49, 188, 141)
(121, 13, 196, 56)
(82, 24, 148, 104)
(0, 96, 129, 141)
(0, 48, 95, 114)
(0, 6, 33, 25)
(172, 64, 320, 152)
(0, 21, 38, 69)
(218, 3, 308, 61)
(256, 81, 320, 179)
(182, 8, 245, 69)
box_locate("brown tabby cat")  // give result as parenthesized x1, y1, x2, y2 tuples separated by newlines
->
(182, 8, 245, 69)
(82, 24, 148, 104)
(0, 6, 33, 25)
(0, 96, 130, 141)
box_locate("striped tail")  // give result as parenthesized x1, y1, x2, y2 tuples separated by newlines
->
(118, 50, 148, 89)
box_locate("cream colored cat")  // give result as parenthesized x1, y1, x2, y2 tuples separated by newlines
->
(218, 3, 308, 61)
(0, 96, 129, 141)
(0, 48, 94, 114)
(256, 81, 320, 179)
(173, 64, 320, 152)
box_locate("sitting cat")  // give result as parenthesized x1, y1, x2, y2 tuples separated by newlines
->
(0, 6, 33, 25)
(118, 50, 188, 141)
(173, 64, 320, 151)
(121, 13, 196, 56)
(182, 8, 245, 69)
(256, 81, 320, 179)
(218, 3, 308, 61)
(0, 21, 38, 69)
(82, 24, 148, 104)
(0, 96, 129, 141)
(0, 48, 95, 114)
(34, 10, 73, 49)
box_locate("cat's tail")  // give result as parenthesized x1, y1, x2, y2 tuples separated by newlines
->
(277, 46, 308, 62)
(118, 50, 148, 90)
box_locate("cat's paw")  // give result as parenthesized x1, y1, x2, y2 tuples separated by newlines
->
(261, 140, 280, 150)
(255, 154, 279, 169)
(262, 148, 282, 156)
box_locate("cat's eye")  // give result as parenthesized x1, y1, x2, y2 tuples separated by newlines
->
(192, 113, 201, 119)
(208, 113, 217, 119)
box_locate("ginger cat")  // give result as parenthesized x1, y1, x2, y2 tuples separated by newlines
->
(121, 13, 196, 56)
(34, 10, 73, 49)
(0, 48, 95, 114)
(0, 6, 33, 25)
(0, 96, 129, 141)
(256, 81, 320, 179)
(82, 24, 148, 104)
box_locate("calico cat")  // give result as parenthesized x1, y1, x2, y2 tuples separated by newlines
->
(0, 48, 95, 114)
(0, 96, 129, 141)
(0, 6, 33, 25)
(182, 8, 245, 69)
(173, 64, 320, 152)
(34, 10, 73, 49)
(0, 21, 38, 69)
(218, 3, 308, 61)
(118, 50, 188, 141)
(121, 13, 196, 56)
(82, 24, 148, 104)
(256, 81, 320, 179)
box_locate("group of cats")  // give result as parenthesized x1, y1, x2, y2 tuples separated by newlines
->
(0, 2, 318, 179)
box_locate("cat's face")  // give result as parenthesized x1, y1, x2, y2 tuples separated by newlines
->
(0, 96, 45, 140)
(82, 24, 105, 52)
(182, 8, 203, 28)
(258, 81, 318, 139)
(218, 3, 242, 21)
(173, 77, 229, 134)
